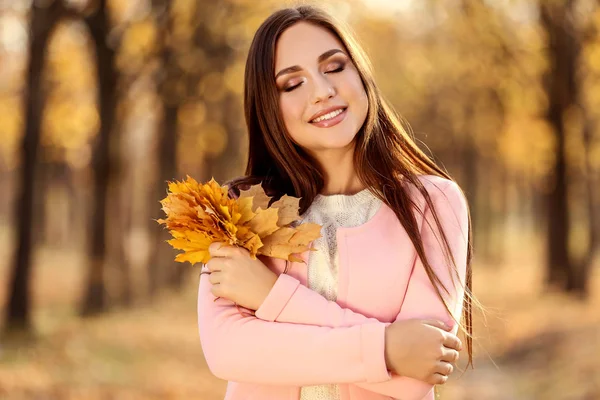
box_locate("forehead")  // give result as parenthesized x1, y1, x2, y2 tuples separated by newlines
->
(275, 22, 345, 70)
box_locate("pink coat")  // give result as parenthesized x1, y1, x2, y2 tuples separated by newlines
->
(197, 175, 469, 400)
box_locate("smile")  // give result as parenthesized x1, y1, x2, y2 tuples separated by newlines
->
(309, 107, 347, 128)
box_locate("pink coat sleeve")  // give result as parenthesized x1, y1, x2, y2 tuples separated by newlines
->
(254, 179, 470, 399)
(197, 271, 391, 385)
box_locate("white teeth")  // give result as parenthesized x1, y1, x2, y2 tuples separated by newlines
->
(312, 108, 344, 123)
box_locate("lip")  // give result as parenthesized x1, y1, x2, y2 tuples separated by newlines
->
(309, 107, 347, 128)
(308, 105, 348, 123)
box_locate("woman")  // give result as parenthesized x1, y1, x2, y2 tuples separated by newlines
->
(197, 5, 474, 400)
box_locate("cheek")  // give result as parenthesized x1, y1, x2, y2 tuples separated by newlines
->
(279, 97, 292, 119)
(346, 83, 368, 123)
(349, 76, 368, 104)
(338, 73, 368, 111)
(279, 96, 306, 144)
(280, 96, 304, 123)
(357, 87, 369, 118)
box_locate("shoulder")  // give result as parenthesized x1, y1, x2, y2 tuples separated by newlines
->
(417, 174, 463, 200)
(407, 174, 468, 216)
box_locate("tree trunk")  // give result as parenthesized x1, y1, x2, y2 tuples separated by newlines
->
(32, 161, 46, 247)
(108, 100, 131, 307)
(0, 167, 12, 220)
(110, 168, 132, 306)
(149, 103, 179, 296)
(148, 0, 180, 297)
(4, 0, 63, 333)
(545, 105, 570, 287)
(571, 114, 597, 296)
(568, 0, 600, 296)
(540, 0, 579, 291)
(80, 0, 118, 316)
(211, 92, 245, 182)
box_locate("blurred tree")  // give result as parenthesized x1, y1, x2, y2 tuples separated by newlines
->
(358, 0, 514, 260)
(539, 0, 580, 293)
(146, 0, 263, 292)
(4, 0, 73, 332)
(4, 0, 597, 328)
(147, 0, 179, 296)
(577, 110, 598, 296)
(80, 0, 119, 315)
(171, 0, 239, 287)
(105, 0, 161, 307)
(572, 0, 600, 296)
(40, 21, 98, 250)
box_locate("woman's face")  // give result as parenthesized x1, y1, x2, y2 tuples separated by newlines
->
(274, 22, 368, 158)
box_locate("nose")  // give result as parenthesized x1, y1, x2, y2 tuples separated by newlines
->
(311, 74, 336, 104)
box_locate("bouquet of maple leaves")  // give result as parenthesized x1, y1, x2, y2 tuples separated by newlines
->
(157, 176, 322, 266)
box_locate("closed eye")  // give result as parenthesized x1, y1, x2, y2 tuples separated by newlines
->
(284, 83, 302, 92)
(282, 65, 344, 92)
(325, 66, 344, 74)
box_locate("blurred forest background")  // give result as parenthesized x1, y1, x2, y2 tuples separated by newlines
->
(1, 0, 599, 399)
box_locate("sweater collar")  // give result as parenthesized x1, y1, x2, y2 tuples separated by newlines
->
(311, 187, 378, 210)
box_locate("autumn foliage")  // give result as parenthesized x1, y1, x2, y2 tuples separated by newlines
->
(157, 176, 322, 265)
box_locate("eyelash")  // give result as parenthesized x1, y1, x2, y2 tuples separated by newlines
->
(283, 65, 345, 92)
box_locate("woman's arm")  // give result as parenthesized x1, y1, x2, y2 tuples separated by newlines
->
(255, 272, 381, 325)
(257, 180, 468, 329)
(197, 273, 392, 386)
(254, 179, 469, 399)
(356, 179, 469, 397)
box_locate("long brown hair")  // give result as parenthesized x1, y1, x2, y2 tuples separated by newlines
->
(228, 5, 476, 367)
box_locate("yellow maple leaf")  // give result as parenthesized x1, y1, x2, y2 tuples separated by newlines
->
(168, 230, 213, 264)
(158, 176, 322, 266)
(236, 196, 255, 225)
(260, 223, 322, 261)
(239, 184, 271, 211)
(249, 207, 280, 238)
(270, 195, 301, 226)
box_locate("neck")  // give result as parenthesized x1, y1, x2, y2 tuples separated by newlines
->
(313, 144, 365, 195)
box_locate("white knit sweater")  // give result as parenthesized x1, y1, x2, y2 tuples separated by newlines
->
(298, 188, 382, 400)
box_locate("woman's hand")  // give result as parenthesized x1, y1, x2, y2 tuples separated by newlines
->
(384, 319, 461, 385)
(203, 242, 278, 311)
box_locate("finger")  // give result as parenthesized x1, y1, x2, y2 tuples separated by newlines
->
(210, 283, 223, 298)
(199, 263, 210, 276)
(435, 361, 453, 377)
(208, 242, 231, 257)
(422, 319, 450, 331)
(205, 258, 224, 273)
(208, 271, 223, 285)
(440, 348, 460, 363)
(442, 333, 462, 351)
(209, 242, 249, 259)
(428, 373, 449, 386)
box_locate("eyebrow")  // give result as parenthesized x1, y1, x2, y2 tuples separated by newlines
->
(275, 49, 346, 79)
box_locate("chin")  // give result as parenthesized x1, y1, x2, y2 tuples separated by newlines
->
(317, 133, 357, 151)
